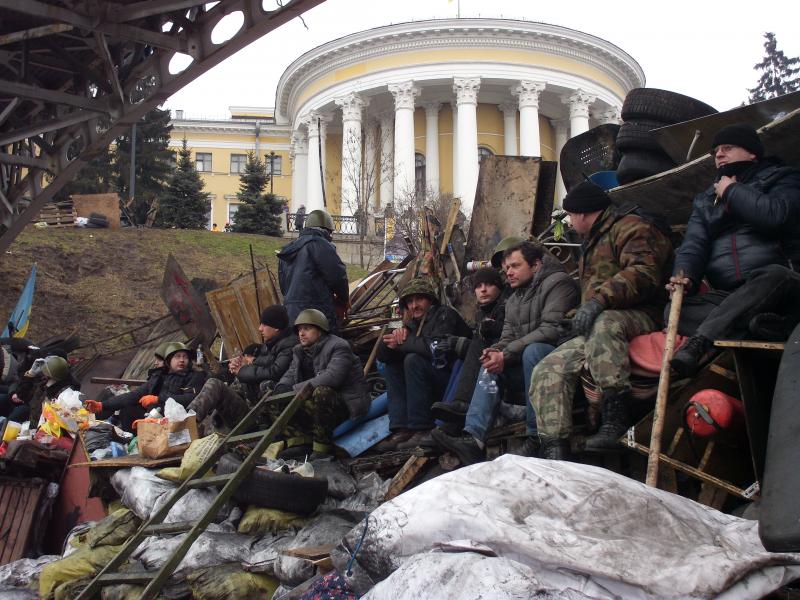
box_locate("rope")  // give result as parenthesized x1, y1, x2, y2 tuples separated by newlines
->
(345, 514, 370, 577)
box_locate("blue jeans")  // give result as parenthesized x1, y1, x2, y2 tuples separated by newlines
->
(464, 342, 554, 441)
(384, 354, 453, 430)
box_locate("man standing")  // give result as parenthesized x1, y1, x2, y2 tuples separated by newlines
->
(432, 241, 579, 464)
(669, 123, 800, 376)
(274, 309, 369, 458)
(278, 208, 349, 331)
(376, 277, 471, 451)
(530, 181, 673, 458)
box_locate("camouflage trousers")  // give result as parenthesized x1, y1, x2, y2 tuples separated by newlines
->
(530, 309, 657, 439)
(188, 378, 251, 429)
(265, 385, 349, 449)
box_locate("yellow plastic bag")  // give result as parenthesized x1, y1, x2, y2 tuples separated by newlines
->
(186, 562, 279, 600)
(237, 505, 308, 535)
(156, 433, 222, 483)
(69, 509, 140, 550)
(40, 544, 122, 599)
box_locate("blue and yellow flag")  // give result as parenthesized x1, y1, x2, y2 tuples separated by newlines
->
(3, 264, 37, 338)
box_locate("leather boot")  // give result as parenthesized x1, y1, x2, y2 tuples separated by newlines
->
(584, 392, 629, 452)
(540, 435, 570, 460)
(670, 335, 711, 378)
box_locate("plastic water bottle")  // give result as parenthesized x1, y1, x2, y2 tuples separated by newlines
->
(478, 367, 498, 396)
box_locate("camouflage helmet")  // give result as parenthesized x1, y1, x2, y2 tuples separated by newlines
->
(399, 277, 439, 309)
(162, 342, 193, 365)
(305, 209, 335, 231)
(42, 355, 69, 382)
(154, 341, 171, 361)
(491, 235, 526, 268)
(294, 309, 330, 333)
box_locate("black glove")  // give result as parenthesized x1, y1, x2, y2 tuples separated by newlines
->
(272, 383, 292, 395)
(435, 335, 470, 359)
(259, 379, 276, 393)
(571, 299, 604, 338)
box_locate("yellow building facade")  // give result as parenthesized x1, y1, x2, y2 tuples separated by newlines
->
(170, 18, 644, 227)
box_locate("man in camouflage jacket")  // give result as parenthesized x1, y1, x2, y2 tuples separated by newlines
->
(530, 180, 673, 459)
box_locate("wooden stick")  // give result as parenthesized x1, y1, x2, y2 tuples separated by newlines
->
(646, 271, 685, 487)
(363, 325, 388, 376)
(439, 198, 461, 255)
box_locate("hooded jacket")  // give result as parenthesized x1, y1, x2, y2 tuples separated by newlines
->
(277, 333, 369, 419)
(236, 328, 298, 400)
(493, 253, 580, 363)
(277, 228, 350, 328)
(674, 159, 800, 292)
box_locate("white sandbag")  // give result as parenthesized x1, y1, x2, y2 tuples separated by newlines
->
(321, 471, 390, 513)
(310, 458, 357, 499)
(0, 555, 60, 588)
(363, 551, 593, 600)
(332, 455, 800, 599)
(242, 532, 297, 576)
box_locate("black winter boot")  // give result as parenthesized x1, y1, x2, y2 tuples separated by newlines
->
(540, 435, 570, 461)
(670, 335, 711, 378)
(584, 392, 629, 452)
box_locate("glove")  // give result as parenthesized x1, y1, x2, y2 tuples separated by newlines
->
(571, 299, 604, 338)
(85, 400, 103, 414)
(139, 394, 159, 408)
(272, 383, 292, 395)
(259, 379, 277, 393)
(436, 335, 470, 359)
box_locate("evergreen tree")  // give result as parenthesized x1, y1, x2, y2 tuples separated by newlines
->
(156, 138, 210, 229)
(230, 152, 283, 236)
(749, 32, 800, 103)
(53, 146, 114, 202)
(113, 107, 174, 224)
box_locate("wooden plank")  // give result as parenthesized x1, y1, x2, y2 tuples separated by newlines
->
(439, 197, 461, 255)
(708, 364, 737, 381)
(90, 377, 146, 386)
(714, 340, 785, 351)
(72, 455, 181, 469)
(283, 544, 334, 560)
(384, 455, 429, 501)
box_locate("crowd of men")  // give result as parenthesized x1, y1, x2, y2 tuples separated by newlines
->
(9, 123, 796, 469)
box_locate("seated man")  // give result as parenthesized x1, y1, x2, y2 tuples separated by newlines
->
(432, 241, 579, 464)
(187, 305, 297, 431)
(85, 342, 207, 431)
(376, 277, 471, 451)
(530, 180, 673, 458)
(669, 124, 800, 376)
(3, 354, 78, 425)
(273, 309, 369, 458)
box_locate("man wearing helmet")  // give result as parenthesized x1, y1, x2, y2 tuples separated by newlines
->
(277, 208, 350, 331)
(1, 353, 79, 425)
(85, 342, 207, 431)
(376, 277, 471, 451)
(272, 309, 369, 458)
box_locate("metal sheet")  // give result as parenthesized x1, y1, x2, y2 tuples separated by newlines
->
(160, 254, 217, 350)
(559, 124, 620, 191)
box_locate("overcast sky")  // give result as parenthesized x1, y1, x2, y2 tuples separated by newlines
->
(164, 0, 800, 119)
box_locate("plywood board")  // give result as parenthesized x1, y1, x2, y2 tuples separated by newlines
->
(71, 193, 121, 229)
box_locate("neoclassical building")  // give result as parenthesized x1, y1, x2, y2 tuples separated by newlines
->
(171, 18, 644, 226)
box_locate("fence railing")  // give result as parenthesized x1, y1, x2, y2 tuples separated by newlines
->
(286, 213, 385, 237)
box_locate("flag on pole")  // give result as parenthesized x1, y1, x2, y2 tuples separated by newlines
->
(3, 264, 37, 338)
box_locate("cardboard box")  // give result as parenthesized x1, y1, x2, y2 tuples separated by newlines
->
(137, 416, 198, 459)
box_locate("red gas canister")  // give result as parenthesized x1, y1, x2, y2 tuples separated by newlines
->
(684, 389, 745, 438)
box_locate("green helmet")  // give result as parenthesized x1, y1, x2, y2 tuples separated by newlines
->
(305, 209, 335, 231)
(162, 342, 193, 365)
(154, 341, 171, 361)
(491, 235, 526, 268)
(399, 277, 439, 308)
(42, 355, 69, 381)
(294, 309, 330, 333)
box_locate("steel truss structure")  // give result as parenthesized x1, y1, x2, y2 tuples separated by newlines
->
(0, 0, 323, 253)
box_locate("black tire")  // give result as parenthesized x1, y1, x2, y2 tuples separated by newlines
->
(216, 453, 328, 514)
(616, 120, 667, 153)
(616, 150, 676, 185)
(622, 88, 717, 124)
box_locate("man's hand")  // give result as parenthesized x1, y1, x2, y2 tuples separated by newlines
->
(228, 355, 243, 375)
(480, 348, 505, 374)
(139, 394, 159, 408)
(571, 299, 604, 338)
(85, 400, 103, 414)
(714, 175, 736, 199)
(382, 327, 408, 349)
(10, 393, 22, 405)
(665, 275, 692, 296)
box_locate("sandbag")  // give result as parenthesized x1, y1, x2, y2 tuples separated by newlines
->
(310, 458, 357, 499)
(237, 506, 308, 536)
(186, 562, 279, 600)
(274, 510, 361, 586)
(332, 455, 800, 599)
(156, 434, 222, 483)
(321, 471, 390, 513)
(0, 555, 59, 588)
(69, 509, 140, 550)
(0, 587, 38, 599)
(40, 545, 122, 599)
(242, 533, 297, 577)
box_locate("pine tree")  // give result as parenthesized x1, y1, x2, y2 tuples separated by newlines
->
(749, 32, 800, 103)
(156, 138, 210, 229)
(113, 107, 174, 224)
(230, 152, 283, 236)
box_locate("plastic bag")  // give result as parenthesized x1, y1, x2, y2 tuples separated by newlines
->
(55, 388, 83, 411)
(68, 509, 140, 551)
(156, 433, 222, 483)
(186, 562, 279, 600)
(39, 544, 122, 599)
(242, 533, 296, 576)
(310, 458, 357, 499)
(0, 555, 59, 588)
(237, 506, 308, 536)
(164, 397, 194, 422)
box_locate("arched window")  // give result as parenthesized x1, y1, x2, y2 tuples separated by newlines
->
(415, 153, 426, 198)
(478, 146, 495, 161)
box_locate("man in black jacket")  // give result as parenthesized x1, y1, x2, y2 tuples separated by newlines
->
(669, 124, 800, 377)
(186, 305, 297, 431)
(376, 277, 472, 451)
(277, 209, 350, 331)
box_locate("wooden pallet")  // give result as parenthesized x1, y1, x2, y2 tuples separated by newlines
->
(36, 203, 76, 227)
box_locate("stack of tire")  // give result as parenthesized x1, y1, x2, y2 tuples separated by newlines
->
(616, 88, 717, 185)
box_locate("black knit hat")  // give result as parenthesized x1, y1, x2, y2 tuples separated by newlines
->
(260, 305, 289, 329)
(710, 123, 763, 160)
(562, 180, 611, 214)
(472, 267, 504, 290)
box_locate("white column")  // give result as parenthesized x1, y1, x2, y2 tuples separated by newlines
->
(335, 92, 367, 216)
(553, 118, 570, 207)
(364, 119, 378, 212)
(379, 113, 394, 210)
(498, 103, 518, 155)
(304, 112, 324, 212)
(423, 102, 441, 195)
(562, 89, 597, 138)
(451, 101, 459, 199)
(593, 106, 622, 125)
(290, 130, 308, 212)
(388, 81, 420, 202)
(453, 77, 481, 214)
(319, 115, 330, 179)
(512, 80, 545, 157)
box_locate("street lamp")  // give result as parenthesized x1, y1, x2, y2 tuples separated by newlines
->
(266, 151, 277, 195)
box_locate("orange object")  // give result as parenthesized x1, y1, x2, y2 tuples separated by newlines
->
(629, 331, 688, 376)
(684, 389, 745, 438)
(84, 400, 103, 414)
(139, 394, 159, 408)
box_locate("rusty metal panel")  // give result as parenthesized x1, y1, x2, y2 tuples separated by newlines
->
(466, 155, 542, 263)
(0, 477, 46, 564)
(160, 255, 217, 349)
